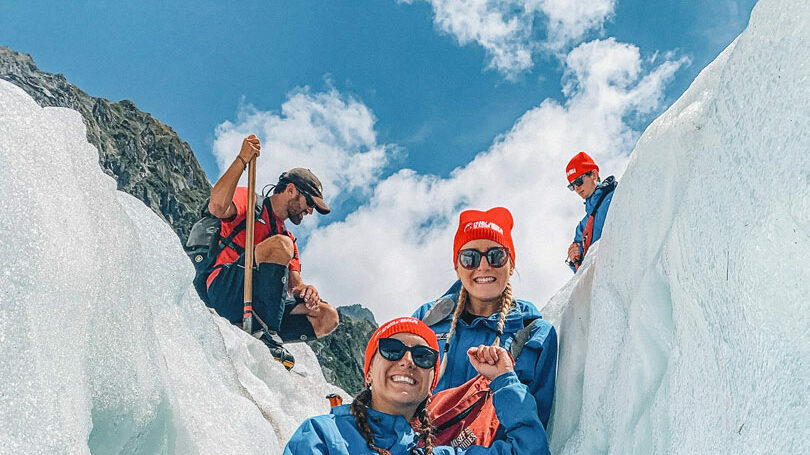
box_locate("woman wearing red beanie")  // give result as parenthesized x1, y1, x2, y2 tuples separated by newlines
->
(283, 316, 550, 454)
(412, 207, 558, 438)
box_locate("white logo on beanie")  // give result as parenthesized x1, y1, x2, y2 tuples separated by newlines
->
(464, 221, 503, 234)
(567, 168, 577, 176)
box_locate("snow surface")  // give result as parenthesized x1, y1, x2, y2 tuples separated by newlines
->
(544, 0, 809, 453)
(1, 0, 808, 453)
(0, 79, 343, 454)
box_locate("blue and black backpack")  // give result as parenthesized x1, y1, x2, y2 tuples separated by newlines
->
(184, 198, 264, 305)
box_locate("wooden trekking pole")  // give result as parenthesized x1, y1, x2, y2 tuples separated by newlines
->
(242, 155, 257, 334)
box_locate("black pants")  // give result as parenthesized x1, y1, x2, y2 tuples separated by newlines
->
(207, 254, 316, 342)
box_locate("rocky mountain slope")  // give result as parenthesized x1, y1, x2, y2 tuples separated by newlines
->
(307, 306, 378, 396)
(0, 46, 375, 395)
(0, 46, 209, 240)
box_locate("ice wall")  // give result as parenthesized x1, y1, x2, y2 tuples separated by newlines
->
(0, 79, 343, 454)
(544, 0, 809, 453)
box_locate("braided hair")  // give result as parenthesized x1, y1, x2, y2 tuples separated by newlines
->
(438, 282, 514, 381)
(414, 399, 435, 455)
(350, 388, 436, 455)
(492, 282, 514, 347)
(350, 388, 390, 454)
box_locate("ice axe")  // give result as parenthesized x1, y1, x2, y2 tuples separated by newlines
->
(242, 152, 258, 334)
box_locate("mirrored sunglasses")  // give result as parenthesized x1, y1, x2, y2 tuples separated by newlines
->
(378, 338, 438, 369)
(567, 171, 592, 191)
(457, 247, 510, 270)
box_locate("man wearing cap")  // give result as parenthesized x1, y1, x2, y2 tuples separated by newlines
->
(207, 134, 338, 367)
(565, 151, 618, 272)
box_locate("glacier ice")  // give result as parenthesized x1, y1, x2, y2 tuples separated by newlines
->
(544, 0, 809, 453)
(1, 0, 808, 453)
(0, 79, 343, 454)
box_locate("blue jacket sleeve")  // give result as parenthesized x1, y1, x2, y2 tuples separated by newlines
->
(530, 326, 557, 427)
(573, 215, 585, 244)
(434, 372, 550, 455)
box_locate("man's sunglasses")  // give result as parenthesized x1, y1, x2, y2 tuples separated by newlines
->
(295, 186, 315, 208)
(567, 171, 593, 191)
(378, 338, 438, 369)
(457, 247, 510, 270)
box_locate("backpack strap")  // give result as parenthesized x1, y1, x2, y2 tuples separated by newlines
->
(577, 180, 617, 271)
(421, 295, 457, 326)
(217, 199, 266, 257)
(218, 218, 248, 256)
(589, 188, 613, 216)
(509, 319, 538, 359)
(261, 197, 275, 235)
(582, 178, 617, 225)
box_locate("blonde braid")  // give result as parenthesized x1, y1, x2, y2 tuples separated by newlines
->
(438, 287, 467, 380)
(492, 282, 513, 347)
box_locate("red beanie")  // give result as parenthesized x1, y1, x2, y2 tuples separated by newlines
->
(566, 151, 599, 183)
(364, 317, 441, 391)
(453, 207, 515, 267)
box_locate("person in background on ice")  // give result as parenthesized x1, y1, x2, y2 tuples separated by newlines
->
(413, 208, 557, 433)
(207, 134, 338, 368)
(565, 151, 617, 272)
(283, 317, 550, 454)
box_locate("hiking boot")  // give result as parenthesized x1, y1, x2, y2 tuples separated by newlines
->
(258, 329, 295, 371)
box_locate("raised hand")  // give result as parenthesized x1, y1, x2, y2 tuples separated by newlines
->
(238, 134, 261, 164)
(467, 345, 514, 380)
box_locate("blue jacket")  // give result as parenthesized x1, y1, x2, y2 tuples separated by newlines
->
(571, 175, 617, 272)
(283, 372, 550, 455)
(412, 294, 557, 429)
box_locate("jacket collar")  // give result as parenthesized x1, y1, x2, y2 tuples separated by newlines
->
(584, 175, 616, 212)
(332, 405, 418, 452)
(444, 293, 526, 334)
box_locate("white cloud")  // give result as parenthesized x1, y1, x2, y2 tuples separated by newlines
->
(209, 39, 684, 323)
(400, 0, 616, 77)
(212, 88, 394, 231)
(299, 39, 684, 322)
(535, 0, 616, 49)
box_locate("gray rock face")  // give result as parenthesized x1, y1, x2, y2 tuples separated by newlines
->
(1, 46, 381, 396)
(307, 307, 378, 396)
(0, 46, 210, 241)
(336, 303, 377, 325)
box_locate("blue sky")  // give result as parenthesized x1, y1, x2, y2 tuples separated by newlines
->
(1, 0, 757, 320)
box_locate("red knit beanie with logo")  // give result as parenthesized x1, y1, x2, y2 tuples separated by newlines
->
(364, 317, 441, 390)
(565, 151, 599, 183)
(453, 207, 515, 267)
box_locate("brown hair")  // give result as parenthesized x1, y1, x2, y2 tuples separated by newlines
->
(437, 282, 514, 380)
(350, 388, 435, 454)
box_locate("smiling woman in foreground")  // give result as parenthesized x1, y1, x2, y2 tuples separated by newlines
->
(283, 317, 550, 454)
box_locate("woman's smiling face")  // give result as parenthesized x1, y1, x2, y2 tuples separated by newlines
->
(368, 332, 435, 418)
(455, 239, 513, 307)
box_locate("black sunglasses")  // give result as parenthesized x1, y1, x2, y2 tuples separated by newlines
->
(457, 247, 510, 270)
(378, 338, 438, 369)
(295, 186, 315, 208)
(567, 171, 592, 191)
